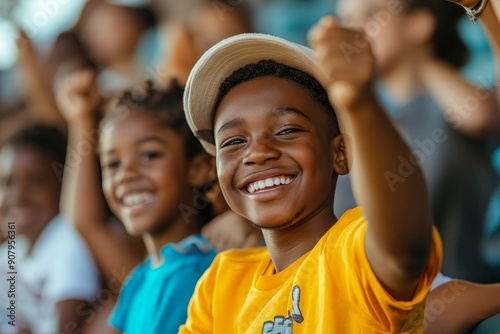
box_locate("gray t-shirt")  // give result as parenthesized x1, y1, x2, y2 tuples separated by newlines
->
(334, 93, 498, 283)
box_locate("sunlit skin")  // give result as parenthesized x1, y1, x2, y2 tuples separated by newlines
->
(99, 112, 199, 262)
(214, 76, 348, 271)
(0, 145, 61, 250)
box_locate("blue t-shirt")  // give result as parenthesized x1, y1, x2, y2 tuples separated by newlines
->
(109, 235, 216, 333)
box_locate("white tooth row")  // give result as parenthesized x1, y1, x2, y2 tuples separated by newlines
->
(123, 193, 153, 206)
(247, 177, 291, 193)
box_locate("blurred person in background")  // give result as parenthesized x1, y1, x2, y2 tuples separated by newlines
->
(74, 0, 157, 96)
(13, 30, 95, 131)
(334, 0, 500, 283)
(0, 124, 100, 334)
(444, 1, 500, 319)
(160, 0, 253, 85)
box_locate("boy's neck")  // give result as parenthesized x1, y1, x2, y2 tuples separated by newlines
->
(263, 209, 337, 273)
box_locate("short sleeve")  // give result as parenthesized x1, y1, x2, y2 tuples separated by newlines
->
(328, 216, 442, 332)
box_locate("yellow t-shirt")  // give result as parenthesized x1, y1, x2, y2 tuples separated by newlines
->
(179, 207, 442, 334)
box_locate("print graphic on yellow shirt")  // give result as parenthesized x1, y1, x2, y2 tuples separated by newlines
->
(180, 207, 442, 334)
(262, 285, 303, 333)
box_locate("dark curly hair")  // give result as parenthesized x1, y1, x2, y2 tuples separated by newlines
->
(102, 80, 204, 160)
(214, 59, 340, 138)
(2, 124, 67, 171)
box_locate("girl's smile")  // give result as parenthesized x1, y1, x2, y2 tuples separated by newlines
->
(100, 112, 193, 237)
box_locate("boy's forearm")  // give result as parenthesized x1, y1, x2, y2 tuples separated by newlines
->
(309, 16, 433, 297)
(342, 93, 433, 290)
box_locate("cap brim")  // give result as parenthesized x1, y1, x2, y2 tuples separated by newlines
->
(183, 33, 329, 156)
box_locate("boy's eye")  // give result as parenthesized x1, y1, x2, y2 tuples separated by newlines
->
(220, 137, 246, 148)
(277, 127, 302, 135)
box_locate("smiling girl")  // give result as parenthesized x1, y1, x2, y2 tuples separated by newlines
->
(56, 71, 218, 333)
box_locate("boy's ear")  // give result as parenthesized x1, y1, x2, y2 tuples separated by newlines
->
(188, 153, 215, 188)
(331, 134, 350, 175)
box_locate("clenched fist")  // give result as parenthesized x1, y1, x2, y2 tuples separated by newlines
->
(308, 16, 376, 112)
(55, 69, 101, 125)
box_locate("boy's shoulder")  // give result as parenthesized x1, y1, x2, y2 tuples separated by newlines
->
(218, 247, 269, 263)
(330, 206, 365, 235)
(337, 206, 363, 222)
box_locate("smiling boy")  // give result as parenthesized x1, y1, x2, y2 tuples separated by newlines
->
(179, 17, 442, 333)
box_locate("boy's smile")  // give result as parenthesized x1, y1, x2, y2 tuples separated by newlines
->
(214, 76, 340, 230)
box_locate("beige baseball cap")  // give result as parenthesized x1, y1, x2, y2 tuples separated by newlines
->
(183, 33, 337, 156)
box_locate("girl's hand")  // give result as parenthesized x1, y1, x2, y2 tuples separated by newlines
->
(55, 69, 101, 125)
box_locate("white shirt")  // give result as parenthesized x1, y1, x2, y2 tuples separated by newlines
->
(430, 272, 453, 291)
(0, 215, 100, 333)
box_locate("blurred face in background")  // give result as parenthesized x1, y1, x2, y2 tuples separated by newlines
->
(79, 3, 145, 66)
(337, 0, 420, 76)
(192, 5, 251, 58)
(0, 145, 61, 245)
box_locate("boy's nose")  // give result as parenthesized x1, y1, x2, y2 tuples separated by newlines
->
(242, 130, 280, 165)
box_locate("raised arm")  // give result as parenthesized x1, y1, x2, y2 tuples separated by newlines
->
(309, 17, 433, 301)
(56, 70, 144, 286)
(446, 0, 500, 56)
(159, 22, 198, 87)
(448, 0, 500, 114)
(418, 58, 500, 141)
(16, 30, 66, 128)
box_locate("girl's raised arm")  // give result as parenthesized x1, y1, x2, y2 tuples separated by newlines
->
(56, 70, 144, 287)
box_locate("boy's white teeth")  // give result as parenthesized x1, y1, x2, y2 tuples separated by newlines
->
(247, 177, 291, 193)
(122, 193, 153, 206)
